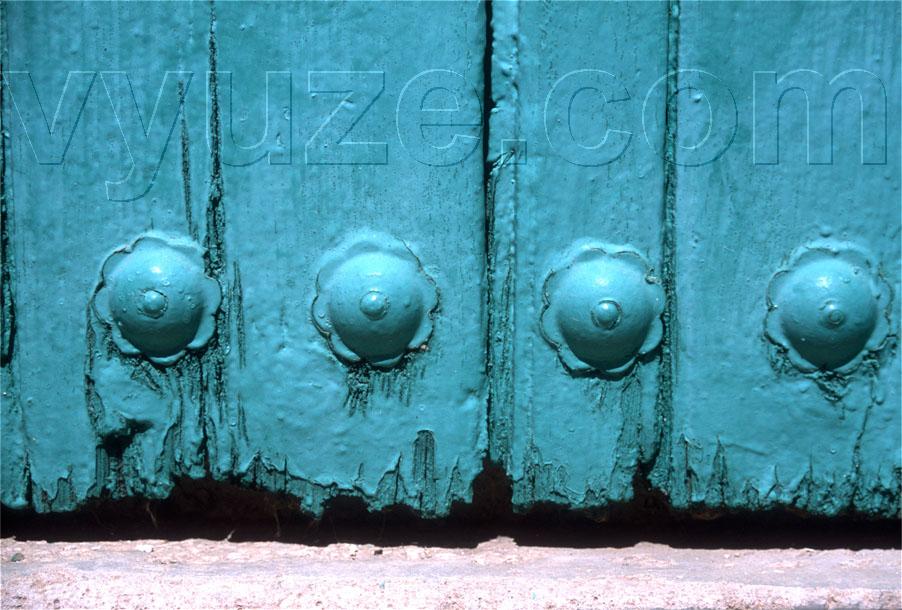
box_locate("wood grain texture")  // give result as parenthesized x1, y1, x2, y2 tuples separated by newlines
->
(209, 1, 487, 516)
(653, 1, 901, 516)
(488, 2, 669, 510)
(1, 1, 487, 516)
(2, 1, 899, 518)
(2, 1, 214, 512)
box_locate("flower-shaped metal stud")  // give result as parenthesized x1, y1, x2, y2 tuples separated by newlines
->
(765, 241, 891, 374)
(540, 241, 665, 375)
(312, 232, 438, 369)
(93, 233, 221, 365)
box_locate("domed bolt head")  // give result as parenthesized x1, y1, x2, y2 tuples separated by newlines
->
(541, 241, 664, 376)
(93, 234, 222, 366)
(313, 233, 438, 369)
(765, 241, 891, 374)
(819, 298, 846, 329)
(591, 299, 622, 330)
(359, 290, 390, 321)
(139, 289, 168, 319)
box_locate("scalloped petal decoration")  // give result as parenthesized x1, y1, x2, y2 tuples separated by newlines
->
(92, 233, 222, 366)
(540, 240, 665, 375)
(312, 231, 438, 369)
(765, 240, 891, 375)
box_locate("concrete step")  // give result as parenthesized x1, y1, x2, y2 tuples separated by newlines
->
(2, 537, 899, 609)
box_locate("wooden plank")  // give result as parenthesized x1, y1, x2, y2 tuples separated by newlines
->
(488, 2, 669, 509)
(210, 1, 487, 516)
(654, 1, 900, 516)
(2, 1, 213, 511)
(1, 1, 487, 516)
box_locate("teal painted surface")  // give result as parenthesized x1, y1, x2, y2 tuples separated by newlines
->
(2, 2, 215, 512)
(487, 0, 899, 516)
(211, 1, 487, 516)
(1, 1, 487, 515)
(487, 1, 668, 509)
(2, 1, 899, 518)
(92, 234, 222, 365)
(649, 1, 901, 516)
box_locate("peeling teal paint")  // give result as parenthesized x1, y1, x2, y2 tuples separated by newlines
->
(1, 1, 487, 517)
(655, 1, 900, 517)
(1, 1, 899, 518)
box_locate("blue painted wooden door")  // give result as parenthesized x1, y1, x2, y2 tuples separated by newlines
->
(484, 1, 899, 516)
(1, 1, 487, 516)
(2, 1, 899, 518)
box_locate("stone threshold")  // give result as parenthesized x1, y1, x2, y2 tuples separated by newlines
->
(2, 537, 900, 609)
